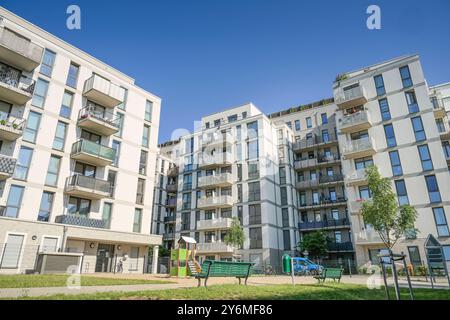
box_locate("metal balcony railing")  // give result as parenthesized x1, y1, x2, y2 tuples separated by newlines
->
(298, 218, 350, 230)
(328, 241, 354, 251)
(293, 133, 338, 150)
(164, 215, 176, 223)
(0, 154, 17, 178)
(78, 106, 120, 128)
(65, 175, 112, 195)
(71, 139, 116, 162)
(0, 116, 26, 132)
(0, 69, 35, 94)
(166, 198, 177, 207)
(55, 214, 107, 229)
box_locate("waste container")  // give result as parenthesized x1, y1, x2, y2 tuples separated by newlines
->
(282, 254, 291, 273)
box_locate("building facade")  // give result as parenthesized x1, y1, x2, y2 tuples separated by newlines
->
(0, 7, 162, 274)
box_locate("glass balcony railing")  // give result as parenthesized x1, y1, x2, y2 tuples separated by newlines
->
(298, 218, 350, 230)
(65, 175, 112, 195)
(71, 139, 116, 162)
(78, 106, 120, 128)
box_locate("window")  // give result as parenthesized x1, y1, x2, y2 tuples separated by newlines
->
(389, 151, 403, 176)
(283, 230, 291, 250)
(418, 145, 433, 171)
(248, 162, 259, 180)
(37, 192, 54, 222)
(249, 204, 261, 225)
(248, 182, 261, 201)
(425, 175, 441, 203)
(282, 208, 289, 227)
(247, 121, 258, 139)
(115, 112, 124, 137)
(183, 173, 192, 190)
(66, 62, 79, 88)
(52, 121, 67, 151)
(379, 98, 391, 121)
(395, 180, 409, 205)
(142, 125, 150, 147)
(236, 125, 242, 140)
(306, 117, 312, 128)
(280, 187, 288, 205)
(136, 178, 145, 204)
(407, 246, 422, 266)
(374, 74, 385, 96)
(228, 114, 237, 123)
(411, 116, 426, 142)
(322, 129, 329, 143)
(133, 209, 142, 233)
(359, 186, 371, 200)
(45, 155, 61, 186)
(41, 236, 58, 253)
(321, 113, 328, 125)
(14, 147, 33, 180)
(129, 247, 139, 271)
(0, 234, 24, 269)
(107, 170, 117, 197)
(182, 193, 191, 210)
(4, 185, 25, 218)
(249, 228, 262, 249)
(355, 157, 374, 170)
(102, 203, 113, 229)
(436, 119, 446, 133)
(405, 91, 419, 113)
(31, 78, 49, 108)
(139, 150, 148, 175)
(68, 197, 91, 216)
(59, 91, 73, 119)
(433, 207, 449, 237)
(23, 111, 41, 143)
(279, 167, 286, 184)
(384, 124, 396, 147)
(181, 212, 190, 231)
(247, 140, 259, 159)
(285, 121, 292, 129)
(400, 65, 413, 88)
(145, 100, 153, 122)
(295, 120, 301, 131)
(112, 140, 121, 166)
(40, 49, 56, 77)
(118, 88, 127, 110)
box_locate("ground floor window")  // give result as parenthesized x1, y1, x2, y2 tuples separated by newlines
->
(0, 234, 25, 269)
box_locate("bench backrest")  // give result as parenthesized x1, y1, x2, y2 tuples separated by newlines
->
(324, 268, 343, 278)
(199, 260, 252, 277)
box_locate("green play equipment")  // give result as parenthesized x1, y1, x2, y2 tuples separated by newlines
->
(170, 236, 199, 277)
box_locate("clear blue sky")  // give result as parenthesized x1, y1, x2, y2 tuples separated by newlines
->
(3, 0, 450, 143)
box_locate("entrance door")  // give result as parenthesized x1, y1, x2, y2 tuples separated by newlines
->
(95, 244, 115, 272)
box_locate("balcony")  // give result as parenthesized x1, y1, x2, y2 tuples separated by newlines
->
(355, 229, 383, 245)
(0, 70, 35, 105)
(164, 216, 176, 223)
(0, 116, 25, 140)
(167, 166, 179, 177)
(83, 74, 125, 108)
(293, 133, 338, 152)
(339, 110, 372, 133)
(64, 175, 112, 200)
(196, 242, 234, 254)
(165, 198, 177, 208)
(319, 174, 344, 185)
(328, 241, 354, 252)
(345, 169, 368, 187)
(198, 152, 233, 169)
(299, 197, 347, 210)
(198, 172, 233, 188)
(71, 140, 116, 167)
(298, 218, 350, 231)
(0, 154, 16, 180)
(296, 180, 319, 190)
(197, 195, 233, 209)
(349, 199, 371, 214)
(433, 104, 447, 119)
(0, 27, 44, 72)
(55, 214, 107, 229)
(334, 84, 368, 109)
(197, 218, 233, 231)
(201, 132, 233, 149)
(166, 183, 178, 193)
(294, 154, 340, 170)
(163, 232, 175, 241)
(342, 138, 376, 160)
(77, 107, 120, 136)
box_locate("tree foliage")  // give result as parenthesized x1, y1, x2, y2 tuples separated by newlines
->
(224, 218, 245, 257)
(361, 166, 418, 249)
(297, 231, 329, 259)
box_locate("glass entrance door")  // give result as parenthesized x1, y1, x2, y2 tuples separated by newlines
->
(95, 244, 115, 272)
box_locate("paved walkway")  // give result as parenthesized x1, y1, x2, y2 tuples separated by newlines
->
(0, 274, 447, 299)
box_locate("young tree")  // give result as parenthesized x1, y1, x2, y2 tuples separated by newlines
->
(297, 231, 329, 259)
(361, 165, 418, 250)
(224, 217, 245, 261)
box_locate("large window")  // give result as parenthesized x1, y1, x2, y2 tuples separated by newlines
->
(23, 111, 41, 143)
(321, 113, 328, 125)
(411, 116, 426, 142)
(182, 193, 191, 210)
(136, 178, 145, 204)
(45, 155, 61, 187)
(37, 192, 54, 222)
(4, 185, 25, 218)
(389, 151, 403, 176)
(0, 234, 25, 269)
(59, 91, 73, 119)
(425, 175, 441, 203)
(295, 120, 301, 131)
(111, 140, 121, 166)
(142, 125, 150, 147)
(68, 197, 91, 216)
(248, 162, 259, 180)
(40, 49, 56, 77)
(145, 100, 153, 122)
(248, 182, 261, 201)
(384, 124, 397, 147)
(133, 209, 142, 233)
(31, 78, 49, 108)
(433, 207, 449, 237)
(355, 157, 374, 170)
(249, 204, 261, 225)
(14, 147, 33, 180)
(139, 150, 148, 175)
(306, 117, 312, 128)
(395, 180, 409, 206)
(66, 62, 79, 88)
(418, 145, 433, 171)
(283, 230, 291, 250)
(247, 140, 259, 159)
(374, 74, 385, 96)
(280, 187, 288, 205)
(399, 65, 413, 88)
(249, 227, 262, 249)
(247, 121, 258, 139)
(405, 91, 419, 113)
(379, 98, 391, 121)
(114, 112, 124, 137)
(52, 121, 67, 151)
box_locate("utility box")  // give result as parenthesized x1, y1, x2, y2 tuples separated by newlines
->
(282, 254, 291, 273)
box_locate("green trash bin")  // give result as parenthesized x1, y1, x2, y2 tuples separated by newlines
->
(282, 254, 291, 274)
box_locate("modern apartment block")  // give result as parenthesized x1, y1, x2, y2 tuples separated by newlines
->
(154, 55, 450, 270)
(0, 7, 162, 274)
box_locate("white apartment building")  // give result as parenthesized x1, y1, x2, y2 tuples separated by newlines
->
(0, 7, 162, 274)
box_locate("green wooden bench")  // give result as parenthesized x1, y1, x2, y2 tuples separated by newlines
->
(314, 268, 344, 283)
(195, 260, 253, 287)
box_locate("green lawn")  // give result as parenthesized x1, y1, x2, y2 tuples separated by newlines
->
(0, 274, 173, 289)
(14, 283, 450, 300)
